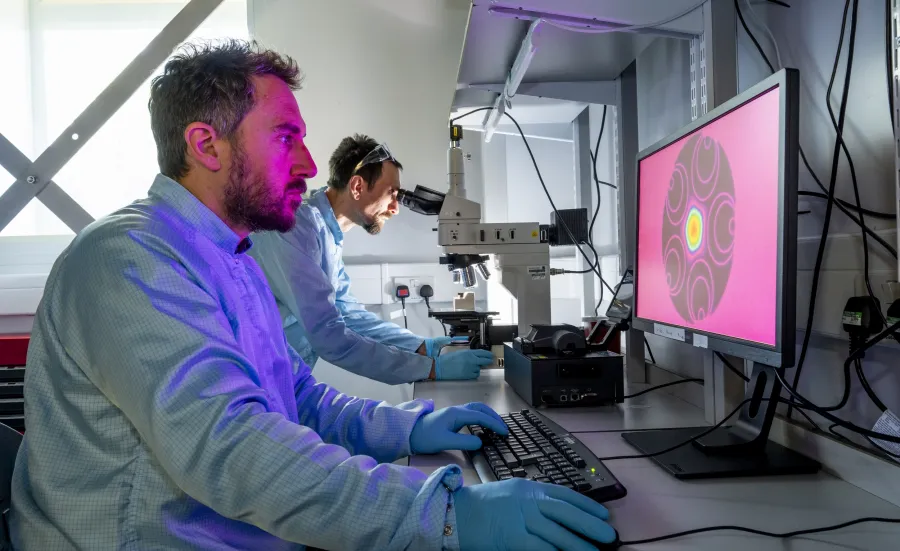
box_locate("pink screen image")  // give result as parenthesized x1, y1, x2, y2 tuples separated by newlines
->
(636, 86, 781, 346)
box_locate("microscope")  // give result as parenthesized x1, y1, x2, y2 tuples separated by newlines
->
(398, 126, 623, 406)
(398, 125, 585, 336)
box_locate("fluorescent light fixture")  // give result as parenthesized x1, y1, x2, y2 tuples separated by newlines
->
(483, 19, 541, 142)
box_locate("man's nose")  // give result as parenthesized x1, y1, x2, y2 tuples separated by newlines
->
(388, 197, 400, 215)
(294, 143, 317, 179)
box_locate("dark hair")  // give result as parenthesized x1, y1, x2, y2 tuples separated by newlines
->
(327, 134, 403, 191)
(149, 39, 303, 179)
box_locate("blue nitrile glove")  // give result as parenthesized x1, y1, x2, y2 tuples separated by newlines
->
(423, 336, 452, 358)
(435, 349, 494, 380)
(409, 402, 509, 454)
(454, 478, 617, 551)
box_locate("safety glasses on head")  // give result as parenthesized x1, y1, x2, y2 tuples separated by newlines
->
(354, 143, 397, 172)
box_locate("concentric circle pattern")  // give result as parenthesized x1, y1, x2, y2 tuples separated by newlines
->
(662, 134, 735, 323)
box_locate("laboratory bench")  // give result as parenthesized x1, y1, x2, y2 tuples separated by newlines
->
(409, 370, 900, 550)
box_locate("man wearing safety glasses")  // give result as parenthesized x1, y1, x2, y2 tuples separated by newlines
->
(250, 134, 493, 384)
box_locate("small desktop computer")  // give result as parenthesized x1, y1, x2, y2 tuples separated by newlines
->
(622, 68, 821, 479)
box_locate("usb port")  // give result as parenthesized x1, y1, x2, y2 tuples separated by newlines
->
(495, 230, 501, 239)
(510, 230, 516, 239)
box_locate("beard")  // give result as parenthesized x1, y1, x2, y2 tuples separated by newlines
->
(223, 138, 303, 233)
(362, 211, 393, 235)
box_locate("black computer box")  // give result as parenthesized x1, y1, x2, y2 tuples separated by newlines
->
(503, 344, 624, 407)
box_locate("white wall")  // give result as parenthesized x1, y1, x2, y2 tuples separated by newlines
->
(251, 0, 471, 265)
(635, 1, 899, 449)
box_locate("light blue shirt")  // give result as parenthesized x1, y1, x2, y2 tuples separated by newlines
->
(249, 187, 434, 384)
(10, 174, 462, 550)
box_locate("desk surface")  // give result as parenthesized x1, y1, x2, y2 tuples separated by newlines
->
(410, 370, 900, 550)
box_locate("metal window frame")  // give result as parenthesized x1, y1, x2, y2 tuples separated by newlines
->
(0, 0, 226, 234)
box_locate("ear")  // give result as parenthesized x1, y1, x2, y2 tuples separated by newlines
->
(184, 122, 224, 172)
(348, 174, 366, 200)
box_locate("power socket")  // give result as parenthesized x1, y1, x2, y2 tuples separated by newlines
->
(392, 276, 435, 303)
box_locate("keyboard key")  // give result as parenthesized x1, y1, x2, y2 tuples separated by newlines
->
(512, 468, 527, 478)
(502, 454, 520, 468)
(561, 466, 577, 474)
(499, 474, 512, 480)
(517, 453, 543, 465)
(495, 468, 511, 477)
(574, 481, 592, 491)
(544, 468, 561, 477)
(573, 457, 587, 468)
(490, 460, 505, 469)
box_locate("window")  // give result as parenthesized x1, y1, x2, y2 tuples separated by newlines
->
(0, 0, 249, 238)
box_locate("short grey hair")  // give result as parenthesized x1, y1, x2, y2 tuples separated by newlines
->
(149, 39, 303, 179)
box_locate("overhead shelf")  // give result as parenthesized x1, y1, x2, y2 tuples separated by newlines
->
(453, 0, 705, 112)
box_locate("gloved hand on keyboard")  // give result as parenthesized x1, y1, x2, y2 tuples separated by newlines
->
(409, 402, 509, 454)
(454, 478, 617, 551)
(435, 349, 494, 380)
(423, 336, 452, 358)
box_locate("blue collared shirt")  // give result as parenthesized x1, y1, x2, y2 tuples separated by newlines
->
(249, 187, 433, 384)
(10, 174, 461, 550)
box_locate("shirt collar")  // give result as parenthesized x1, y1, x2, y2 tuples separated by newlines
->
(308, 186, 344, 246)
(148, 173, 252, 255)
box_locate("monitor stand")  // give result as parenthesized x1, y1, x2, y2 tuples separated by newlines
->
(621, 363, 821, 479)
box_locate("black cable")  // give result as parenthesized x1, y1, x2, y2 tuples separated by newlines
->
(782, 365, 900, 444)
(501, 111, 617, 297)
(643, 337, 656, 365)
(714, 351, 750, 382)
(820, 0, 885, 332)
(766, 0, 791, 7)
(622, 378, 702, 400)
(562, 241, 600, 274)
(799, 190, 895, 219)
(882, 0, 895, 146)
(599, 398, 757, 460)
(855, 358, 888, 412)
(800, 150, 898, 258)
(792, 0, 857, 418)
(451, 106, 617, 299)
(620, 517, 900, 547)
(400, 297, 408, 329)
(830, 422, 900, 459)
(449, 107, 617, 297)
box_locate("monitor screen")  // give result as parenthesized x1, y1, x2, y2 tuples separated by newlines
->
(635, 86, 781, 347)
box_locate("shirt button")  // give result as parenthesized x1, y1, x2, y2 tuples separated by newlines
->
(443, 525, 453, 536)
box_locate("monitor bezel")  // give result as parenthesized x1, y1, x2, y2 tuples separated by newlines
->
(631, 68, 799, 369)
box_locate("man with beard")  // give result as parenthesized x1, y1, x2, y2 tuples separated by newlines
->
(250, 135, 493, 384)
(8, 40, 619, 550)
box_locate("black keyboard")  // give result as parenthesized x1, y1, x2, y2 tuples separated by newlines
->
(463, 409, 627, 502)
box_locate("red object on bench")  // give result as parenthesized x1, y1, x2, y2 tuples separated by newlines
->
(0, 335, 29, 367)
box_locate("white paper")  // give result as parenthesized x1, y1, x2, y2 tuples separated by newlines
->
(654, 324, 685, 342)
(390, 308, 404, 320)
(693, 334, 708, 348)
(871, 410, 900, 459)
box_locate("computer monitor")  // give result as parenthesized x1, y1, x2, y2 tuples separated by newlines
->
(621, 68, 820, 479)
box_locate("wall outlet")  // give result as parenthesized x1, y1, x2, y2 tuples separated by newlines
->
(392, 276, 435, 303)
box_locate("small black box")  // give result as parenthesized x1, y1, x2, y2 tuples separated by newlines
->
(503, 344, 624, 407)
(549, 208, 588, 246)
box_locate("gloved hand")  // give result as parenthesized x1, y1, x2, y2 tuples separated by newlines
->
(409, 402, 509, 454)
(423, 336, 452, 358)
(435, 349, 494, 380)
(454, 478, 617, 551)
